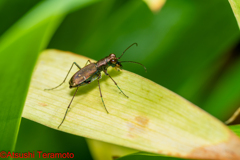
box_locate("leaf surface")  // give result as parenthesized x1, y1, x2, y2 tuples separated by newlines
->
(23, 49, 240, 159)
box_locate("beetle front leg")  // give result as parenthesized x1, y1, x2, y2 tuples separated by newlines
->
(104, 70, 129, 98)
(45, 62, 81, 90)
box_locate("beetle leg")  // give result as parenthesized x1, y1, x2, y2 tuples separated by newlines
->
(85, 60, 92, 66)
(103, 69, 108, 75)
(45, 62, 81, 90)
(97, 74, 109, 114)
(103, 70, 129, 98)
(58, 87, 79, 129)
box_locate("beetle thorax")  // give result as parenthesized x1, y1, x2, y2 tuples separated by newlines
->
(96, 53, 117, 71)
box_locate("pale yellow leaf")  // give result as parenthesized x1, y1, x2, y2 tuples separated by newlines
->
(87, 139, 137, 160)
(23, 49, 240, 159)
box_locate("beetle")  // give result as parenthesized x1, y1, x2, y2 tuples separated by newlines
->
(45, 43, 146, 128)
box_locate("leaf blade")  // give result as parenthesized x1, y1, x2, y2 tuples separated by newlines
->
(23, 49, 240, 159)
(0, 0, 98, 152)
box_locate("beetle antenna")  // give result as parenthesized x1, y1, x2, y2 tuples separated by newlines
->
(120, 61, 147, 72)
(118, 43, 138, 59)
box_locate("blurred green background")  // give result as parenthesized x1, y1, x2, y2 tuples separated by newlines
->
(0, 0, 240, 159)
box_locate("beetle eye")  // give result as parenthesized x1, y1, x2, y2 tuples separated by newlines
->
(111, 59, 117, 64)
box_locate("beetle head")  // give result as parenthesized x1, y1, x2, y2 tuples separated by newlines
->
(107, 43, 147, 72)
(108, 53, 122, 71)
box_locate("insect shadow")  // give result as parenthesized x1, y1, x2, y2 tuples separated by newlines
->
(70, 69, 123, 96)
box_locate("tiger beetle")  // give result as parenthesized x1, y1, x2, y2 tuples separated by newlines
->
(45, 43, 146, 129)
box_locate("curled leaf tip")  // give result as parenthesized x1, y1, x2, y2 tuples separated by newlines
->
(225, 107, 240, 125)
(189, 132, 240, 159)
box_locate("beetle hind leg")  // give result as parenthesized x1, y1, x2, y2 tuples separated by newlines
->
(58, 87, 79, 129)
(45, 62, 81, 91)
(85, 60, 92, 66)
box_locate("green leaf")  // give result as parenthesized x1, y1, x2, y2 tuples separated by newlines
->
(202, 59, 240, 119)
(0, 0, 98, 152)
(117, 152, 183, 160)
(0, 0, 41, 36)
(230, 125, 240, 137)
(15, 118, 93, 160)
(229, 0, 240, 28)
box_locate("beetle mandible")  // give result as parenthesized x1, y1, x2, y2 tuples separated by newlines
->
(45, 43, 146, 128)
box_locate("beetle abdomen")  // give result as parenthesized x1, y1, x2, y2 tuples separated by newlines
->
(69, 63, 98, 88)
